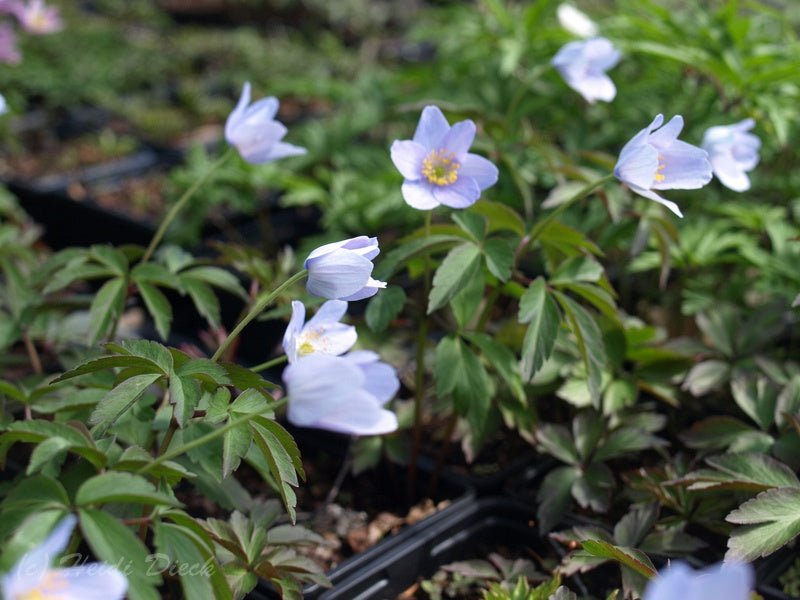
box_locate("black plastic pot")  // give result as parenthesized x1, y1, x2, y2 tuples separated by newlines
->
(247, 426, 475, 600)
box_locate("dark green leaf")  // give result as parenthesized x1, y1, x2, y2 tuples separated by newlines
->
(726, 487, 800, 561)
(365, 286, 406, 333)
(428, 243, 482, 314)
(518, 278, 560, 381)
(88, 277, 127, 344)
(90, 373, 162, 433)
(483, 238, 514, 282)
(76, 472, 181, 507)
(137, 281, 173, 341)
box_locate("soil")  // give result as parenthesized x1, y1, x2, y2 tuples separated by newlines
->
(81, 171, 170, 222)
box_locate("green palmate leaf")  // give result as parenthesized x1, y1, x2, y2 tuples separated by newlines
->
(365, 286, 406, 333)
(434, 336, 494, 436)
(463, 332, 525, 403)
(580, 540, 657, 580)
(90, 373, 162, 433)
(452, 211, 487, 241)
(88, 276, 127, 344)
(137, 281, 173, 341)
(182, 278, 221, 328)
(593, 427, 666, 462)
(537, 466, 579, 533)
(169, 375, 201, 427)
(109, 340, 174, 373)
(469, 200, 525, 235)
(680, 416, 756, 451)
(79, 508, 162, 600)
(563, 282, 618, 320)
(775, 375, 800, 428)
(536, 424, 579, 465)
(483, 238, 514, 282)
(682, 360, 731, 396)
(726, 487, 800, 561)
(550, 256, 604, 286)
(131, 262, 183, 290)
(603, 379, 638, 414)
(731, 376, 779, 431)
(154, 522, 232, 600)
(450, 268, 485, 328)
(223, 426, 252, 480)
(26, 437, 72, 475)
(555, 292, 606, 408)
(175, 358, 232, 387)
(0, 420, 106, 469)
(681, 453, 800, 492)
(250, 418, 303, 522)
(221, 363, 278, 392)
(614, 504, 659, 547)
(181, 266, 246, 298)
(43, 263, 115, 295)
(428, 243, 482, 314)
(76, 472, 181, 507)
(373, 233, 465, 280)
(0, 379, 26, 402)
(572, 462, 614, 512)
(518, 278, 560, 381)
(90, 245, 128, 275)
(52, 355, 164, 383)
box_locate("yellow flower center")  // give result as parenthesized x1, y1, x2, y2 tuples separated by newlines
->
(297, 328, 327, 356)
(17, 571, 69, 600)
(422, 150, 460, 186)
(654, 155, 666, 182)
(298, 341, 315, 356)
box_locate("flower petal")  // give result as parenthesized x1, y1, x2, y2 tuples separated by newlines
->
(53, 565, 128, 600)
(258, 141, 307, 163)
(242, 96, 279, 124)
(583, 37, 621, 70)
(614, 142, 659, 190)
(225, 82, 252, 141)
(401, 180, 440, 210)
(568, 71, 617, 103)
(310, 392, 399, 436)
(643, 563, 695, 600)
(305, 249, 374, 300)
(413, 105, 450, 148)
(627, 184, 684, 218)
(305, 236, 379, 263)
(652, 140, 711, 190)
(460, 154, 499, 190)
(617, 114, 663, 165)
(390, 140, 427, 180)
(648, 115, 684, 148)
(282, 301, 306, 363)
(305, 299, 348, 328)
(440, 119, 476, 155)
(710, 153, 750, 192)
(433, 176, 481, 209)
(339, 277, 387, 301)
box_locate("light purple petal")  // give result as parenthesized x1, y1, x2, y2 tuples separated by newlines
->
(225, 82, 252, 141)
(305, 249, 374, 300)
(305, 299, 348, 328)
(614, 142, 659, 190)
(3, 515, 76, 598)
(401, 181, 440, 210)
(618, 114, 664, 164)
(339, 277, 387, 301)
(228, 120, 288, 163)
(552, 40, 585, 69)
(52, 565, 128, 600)
(460, 154, 499, 190)
(628, 184, 684, 218)
(357, 359, 399, 405)
(413, 105, 450, 149)
(432, 176, 481, 209)
(242, 96, 279, 123)
(648, 115, 684, 149)
(710, 153, 750, 192)
(305, 236, 379, 263)
(282, 301, 306, 363)
(653, 141, 712, 190)
(440, 120, 477, 155)
(568, 71, 616, 103)
(643, 562, 753, 600)
(258, 141, 307, 163)
(583, 37, 621, 70)
(313, 399, 399, 436)
(390, 140, 427, 180)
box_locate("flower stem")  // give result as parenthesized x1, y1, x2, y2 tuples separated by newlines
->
(137, 398, 287, 475)
(526, 173, 615, 247)
(140, 147, 234, 264)
(251, 354, 288, 373)
(408, 211, 433, 501)
(211, 270, 308, 363)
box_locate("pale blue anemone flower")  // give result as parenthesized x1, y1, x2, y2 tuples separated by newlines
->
(552, 37, 620, 103)
(614, 114, 712, 218)
(282, 300, 357, 363)
(225, 82, 306, 164)
(305, 236, 387, 301)
(702, 119, 760, 192)
(283, 351, 399, 436)
(557, 3, 598, 38)
(643, 562, 753, 600)
(2, 515, 128, 600)
(390, 105, 498, 210)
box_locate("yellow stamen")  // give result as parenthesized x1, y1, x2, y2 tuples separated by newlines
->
(18, 571, 69, 600)
(654, 156, 666, 182)
(421, 149, 460, 186)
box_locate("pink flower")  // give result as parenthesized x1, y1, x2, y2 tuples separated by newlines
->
(10, 0, 63, 35)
